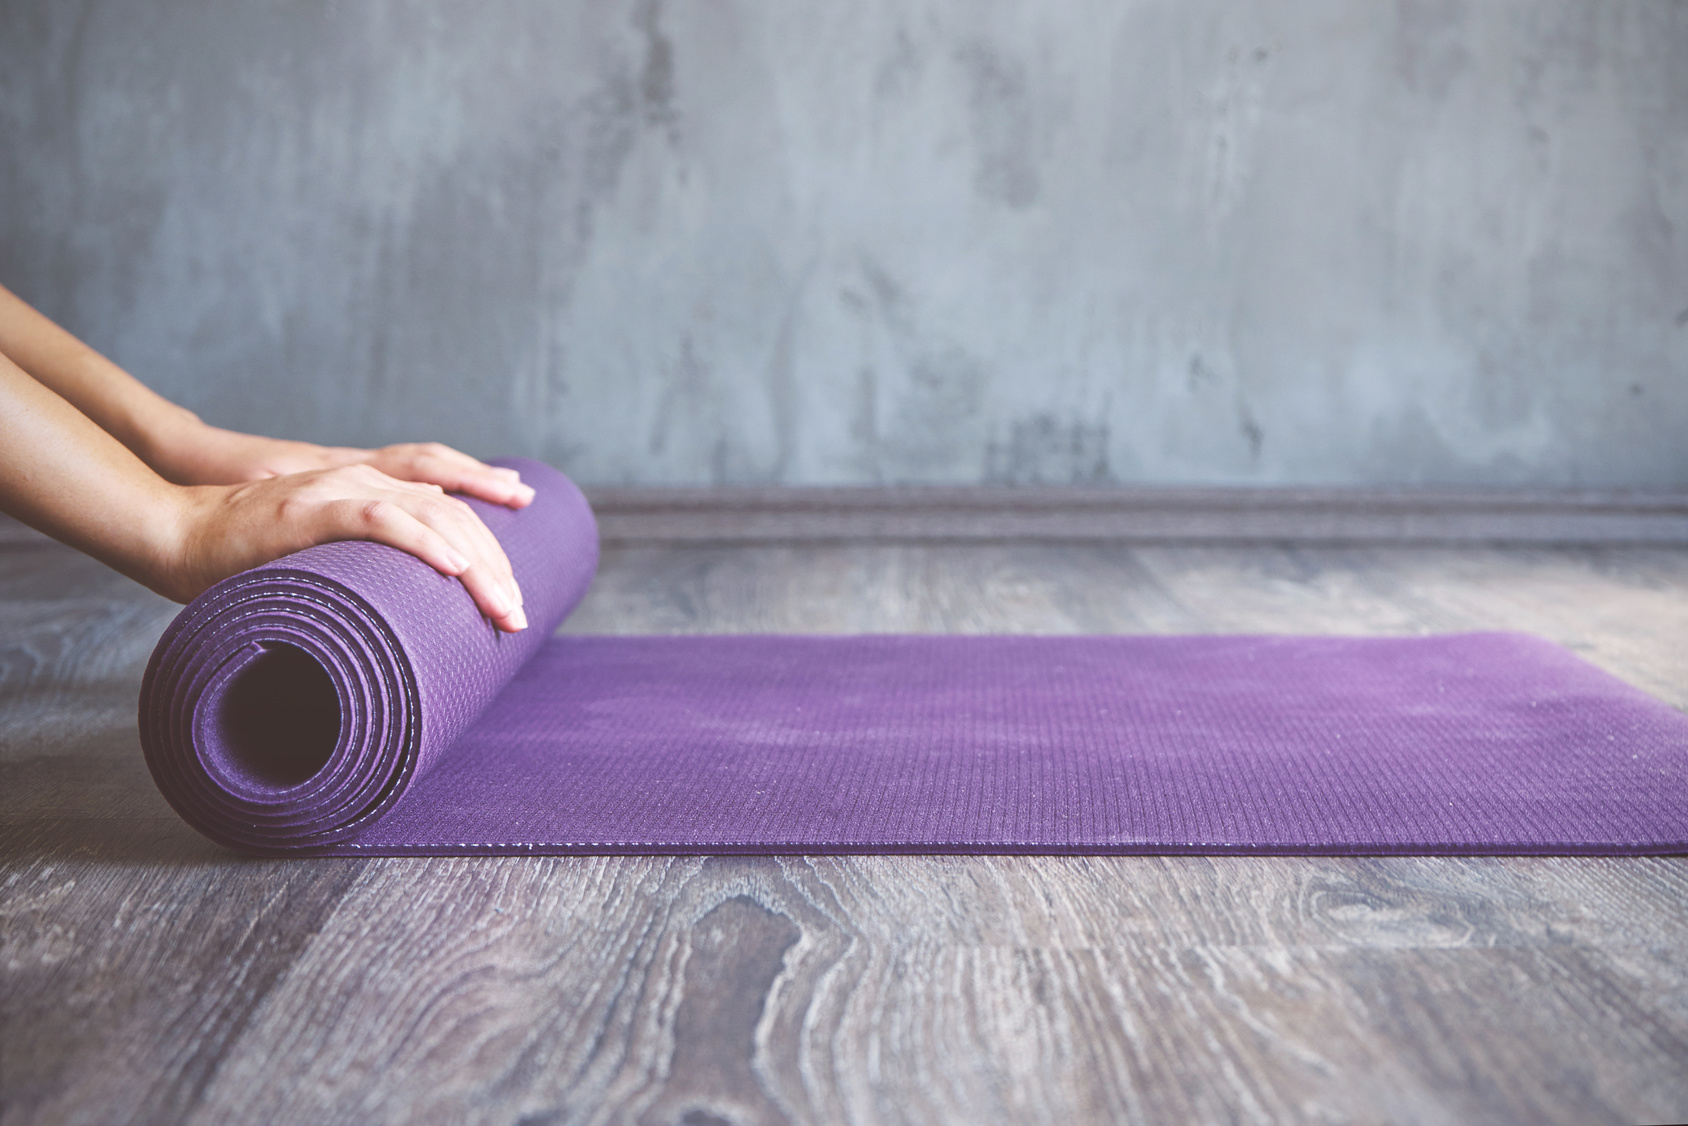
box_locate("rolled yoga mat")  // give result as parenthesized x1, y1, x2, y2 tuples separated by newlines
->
(141, 459, 1688, 856)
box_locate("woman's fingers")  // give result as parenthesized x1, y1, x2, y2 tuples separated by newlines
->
(407, 489, 524, 612)
(353, 472, 526, 628)
(285, 466, 524, 630)
(366, 443, 535, 509)
(157, 430, 533, 513)
(335, 498, 525, 630)
(338, 499, 472, 579)
(171, 460, 531, 630)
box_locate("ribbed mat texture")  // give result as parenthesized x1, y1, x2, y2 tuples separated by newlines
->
(140, 460, 1688, 856)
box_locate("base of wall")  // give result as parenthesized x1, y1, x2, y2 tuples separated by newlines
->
(3, 488, 1684, 550)
(584, 486, 1688, 545)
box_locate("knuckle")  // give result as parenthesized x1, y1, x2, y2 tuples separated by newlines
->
(358, 499, 391, 527)
(274, 491, 308, 521)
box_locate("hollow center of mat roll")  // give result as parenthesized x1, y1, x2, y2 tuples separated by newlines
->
(204, 643, 340, 790)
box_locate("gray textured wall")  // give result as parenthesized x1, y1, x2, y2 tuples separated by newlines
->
(2, 1, 1684, 487)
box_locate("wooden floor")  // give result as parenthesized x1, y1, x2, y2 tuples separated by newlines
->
(3, 531, 1687, 1125)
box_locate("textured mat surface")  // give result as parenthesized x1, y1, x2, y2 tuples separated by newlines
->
(141, 461, 1688, 856)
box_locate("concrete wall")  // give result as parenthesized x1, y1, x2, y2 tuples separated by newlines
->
(2, 1, 1684, 487)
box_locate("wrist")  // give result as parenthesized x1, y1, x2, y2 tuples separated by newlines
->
(134, 482, 217, 602)
(128, 402, 214, 485)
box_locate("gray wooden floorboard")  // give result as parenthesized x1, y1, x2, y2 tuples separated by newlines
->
(3, 536, 1686, 1125)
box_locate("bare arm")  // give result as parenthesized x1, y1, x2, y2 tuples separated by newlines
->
(0, 289, 528, 630)
(0, 283, 535, 504)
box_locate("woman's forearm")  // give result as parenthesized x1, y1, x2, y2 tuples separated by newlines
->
(0, 283, 535, 510)
(0, 282, 202, 476)
(0, 349, 189, 593)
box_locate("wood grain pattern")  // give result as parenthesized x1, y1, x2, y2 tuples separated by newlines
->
(4, 529, 1688, 1124)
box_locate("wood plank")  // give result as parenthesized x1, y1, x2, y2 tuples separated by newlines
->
(1, 822, 365, 1125)
(173, 855, 1688, 1126)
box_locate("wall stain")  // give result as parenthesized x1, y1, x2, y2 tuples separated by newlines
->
(959, 43, 1039, 210)
(860, 257, 988, 476)
(1394, 0, 1472, 99)
(1237, 401, 1264, 461)
(1187, 352, 1222, 390)
(985, 414, 1112, 485)
(874, 27, 923, 102)
(850, 365, 882, 483)
(634, 0, 679, 139)
(648, 335, 712, 458)
(759, 272, 810, 482)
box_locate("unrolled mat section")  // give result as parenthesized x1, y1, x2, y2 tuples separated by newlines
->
(140, 460, 1688, 856)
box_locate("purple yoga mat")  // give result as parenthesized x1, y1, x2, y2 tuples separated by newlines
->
(141, 460, 1688, 856)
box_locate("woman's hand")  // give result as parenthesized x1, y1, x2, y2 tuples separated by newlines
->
(154, 427, 537, 510)
(167, 464, 528, 631)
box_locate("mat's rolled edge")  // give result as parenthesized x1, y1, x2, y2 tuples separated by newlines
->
(139, 458, 599, 855)
(140, 566, 422, 853)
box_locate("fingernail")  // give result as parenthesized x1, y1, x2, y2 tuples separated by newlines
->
(444, 549, 471, 573)
(494, 466, 520, 479)
(507, 606, 529, 631)
(510, 580, 524, 606)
